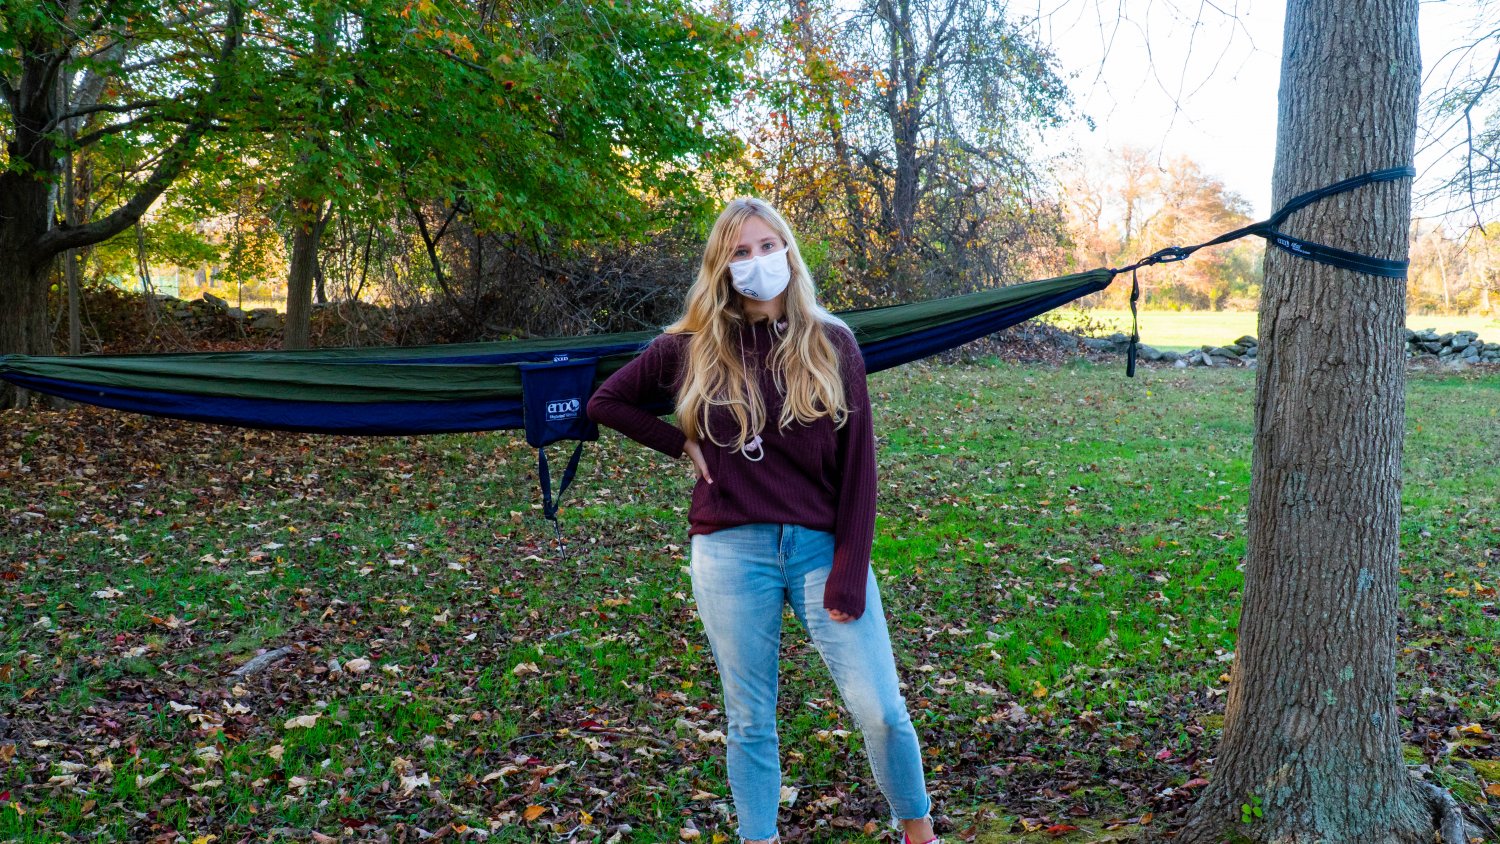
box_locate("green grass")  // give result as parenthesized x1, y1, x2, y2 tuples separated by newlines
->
(1, 363, 1496, 842)
(1049, 308, 1500, 351)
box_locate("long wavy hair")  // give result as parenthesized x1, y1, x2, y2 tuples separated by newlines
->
(666, 197, 849, 450)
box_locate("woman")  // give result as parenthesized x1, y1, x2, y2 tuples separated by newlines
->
(586, 197, 940, 844)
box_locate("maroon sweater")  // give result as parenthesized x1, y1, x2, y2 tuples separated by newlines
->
(586, 318, 878, 619)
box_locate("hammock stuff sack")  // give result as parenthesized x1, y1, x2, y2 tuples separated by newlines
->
(0, 269, 1113, 436)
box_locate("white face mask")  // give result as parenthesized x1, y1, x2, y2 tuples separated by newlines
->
(727, 246, 792, 301)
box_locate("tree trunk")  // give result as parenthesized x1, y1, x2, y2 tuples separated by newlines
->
(0, 48, 64, 406)
(1434, 237, 1450, 310)
(1178, 1, 1435, 842)
(283, 204, 329, 350)
(0, 170, 56, 407)
(64, 151, 82, 357)
(0, 259, 51, 408)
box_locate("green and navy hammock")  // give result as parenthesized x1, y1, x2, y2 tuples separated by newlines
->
(0, 168, 1412, 517)
(0, 269, 1113, 437)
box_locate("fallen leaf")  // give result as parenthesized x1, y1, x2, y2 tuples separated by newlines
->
(399, 772, 429, 793)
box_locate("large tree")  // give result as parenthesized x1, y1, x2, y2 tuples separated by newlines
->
(2, 0, 748, 371)
(1177, 1, 1470, 841)
(1, 0, 256, 404)
(735, 0, 1072, 304)
(201, 0, 748, 348)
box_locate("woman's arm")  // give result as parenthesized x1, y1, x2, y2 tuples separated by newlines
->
(823, 326, 878, 621)
(586, 333, 690, 459)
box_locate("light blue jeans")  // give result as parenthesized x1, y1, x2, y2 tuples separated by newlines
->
(689, 523, 933, 842)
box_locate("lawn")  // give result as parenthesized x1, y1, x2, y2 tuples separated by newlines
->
(1051, 309, 1500, 352)
(2, 362, 1496, 842)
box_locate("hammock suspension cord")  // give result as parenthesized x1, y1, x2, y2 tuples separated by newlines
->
(1100, 165, 1415, 376)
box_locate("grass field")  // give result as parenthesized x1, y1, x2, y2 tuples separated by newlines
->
(1048, 309, 1500, 352)
(2, 363, 1497, 842)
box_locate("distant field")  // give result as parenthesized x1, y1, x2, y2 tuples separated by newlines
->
(1047, 308, 1500, 352)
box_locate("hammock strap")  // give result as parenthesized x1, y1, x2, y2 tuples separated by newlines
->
(1111, 165, 1416, 279)
(1127, 267, 1140, 379)
(1108, 165, 1416, 378)
(538, 439, 588, 553)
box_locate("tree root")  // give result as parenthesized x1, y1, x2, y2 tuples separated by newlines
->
(1414, 778, 1477, 844)
(228, 645, 300, 681)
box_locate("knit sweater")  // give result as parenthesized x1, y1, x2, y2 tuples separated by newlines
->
(585, 318, 878, 619)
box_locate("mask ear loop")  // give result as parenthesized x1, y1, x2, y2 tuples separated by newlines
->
(737, 330, 768, 462)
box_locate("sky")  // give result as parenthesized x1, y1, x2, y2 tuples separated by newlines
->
(1034, 0, 1485, 219)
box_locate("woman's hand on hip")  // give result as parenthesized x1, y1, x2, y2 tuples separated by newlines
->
(827, 609, 853, 623)
(683, 440, 712, 484)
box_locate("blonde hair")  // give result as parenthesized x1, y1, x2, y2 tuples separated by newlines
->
(666, 197, 849, 450)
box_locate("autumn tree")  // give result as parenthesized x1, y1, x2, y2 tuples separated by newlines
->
(1061, 148, 1261, 309)
(1178, 0, 1471, 841)
(735, 0, 1073, 304)
(1405, 220, 1464, 313)
(1461, 224, 1499, 313)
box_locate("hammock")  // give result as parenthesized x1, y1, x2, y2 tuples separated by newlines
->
(0, 269, 1113, 436)
(0, 166, 1416, 438)
(0, 166, 1412, 524)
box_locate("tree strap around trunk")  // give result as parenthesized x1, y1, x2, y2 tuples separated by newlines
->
(1107, 166, 1416, 377)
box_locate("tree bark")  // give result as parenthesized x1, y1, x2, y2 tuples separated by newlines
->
(65, 155, 82, 358)
(0, 44, 65, 405)
(877, 0, 923, 249)
(283, 202, 329, 350)
(1178, 1, 1433, 842)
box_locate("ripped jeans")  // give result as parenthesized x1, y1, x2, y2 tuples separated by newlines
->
(689, 523, 933, 842)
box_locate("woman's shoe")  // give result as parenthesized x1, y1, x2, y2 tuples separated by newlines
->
(893, 810, 941, 844)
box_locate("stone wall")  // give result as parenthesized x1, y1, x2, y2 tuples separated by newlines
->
(153, 292, 284, 336)
(1083, 328, 1498, 369)
(1081, 333, 1263, 368)
(1404, 328, 1498, 367)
